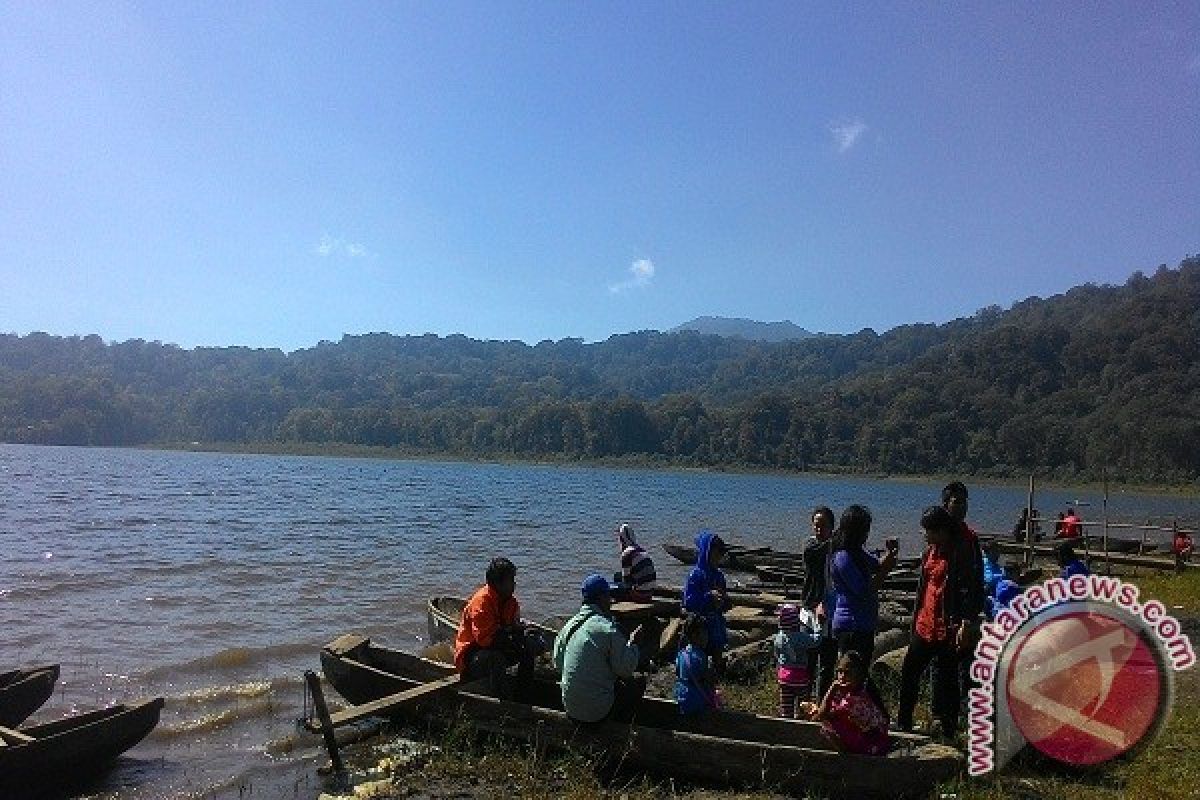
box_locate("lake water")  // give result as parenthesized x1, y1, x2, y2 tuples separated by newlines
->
(1, 443, 1196, 798)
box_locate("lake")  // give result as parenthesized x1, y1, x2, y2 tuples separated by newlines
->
(1, 443, 1195, 798)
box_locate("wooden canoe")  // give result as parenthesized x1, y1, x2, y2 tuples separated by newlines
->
(0, 665, 59, 728)
(318, 636, 961, 799)
(980, 537, 1193, 571)
(664, 542, 922, 574)
(426, 596, 464, 645)
(0, 697, 164, 792)
(753, 565, 921, 593)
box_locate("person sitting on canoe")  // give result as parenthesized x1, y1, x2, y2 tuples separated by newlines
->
(454, 557, 536, 699)
(1173, 530, 1194, 567)
(616, 522, 657, 602)
(682, 531, 732, 665)
(1055, 541, 1090, 579)
(986, 579, 1022, 621)
(675, 612, 720, 715)
(1059, 508, 1083, 539)
(981, 537, 1004, 598)
(553, 574, 646, 723)
(803, 650, 889, 756)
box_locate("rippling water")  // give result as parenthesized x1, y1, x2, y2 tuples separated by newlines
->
(1, 443, 1196, 798)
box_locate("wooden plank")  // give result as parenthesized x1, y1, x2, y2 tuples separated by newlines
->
(0, 725, 35, 744)
(322, 674, 465, 730)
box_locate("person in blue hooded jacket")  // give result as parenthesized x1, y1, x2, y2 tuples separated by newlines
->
(682, 531, 732, 658)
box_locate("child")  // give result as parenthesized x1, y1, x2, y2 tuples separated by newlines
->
(773, 603, 820, 718)
(805, 651, 889, 756)
(1056, 541, 1090, 579)
(682, 531, 732, 672)
(674, 612, 719, 715)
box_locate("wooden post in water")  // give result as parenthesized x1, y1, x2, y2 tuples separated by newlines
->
(1102, 467, 1111, 575)
(1025, 474, 1036, 568)
(304, 670, 348, 790)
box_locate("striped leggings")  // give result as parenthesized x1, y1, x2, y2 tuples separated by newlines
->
(778, 680, 811, 719)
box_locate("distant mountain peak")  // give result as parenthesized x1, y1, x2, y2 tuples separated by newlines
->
(671, 316, 816, 342)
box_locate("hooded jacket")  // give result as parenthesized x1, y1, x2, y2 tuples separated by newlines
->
(682, 530, 731, 650)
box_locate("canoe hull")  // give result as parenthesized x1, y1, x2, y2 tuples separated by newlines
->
(0, 665, 59, 728)
(0, 698, 164, 791)
(319, 637, 961, 799)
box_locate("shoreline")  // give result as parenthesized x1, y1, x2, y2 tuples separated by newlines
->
(124, 439, 1200, 497)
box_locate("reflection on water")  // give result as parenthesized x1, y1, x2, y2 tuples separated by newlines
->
(0, 443, 1195, 798)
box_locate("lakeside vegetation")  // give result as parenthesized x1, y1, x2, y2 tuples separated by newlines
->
(319, 571, 1200, 800)
(2, 258, 1197, 486)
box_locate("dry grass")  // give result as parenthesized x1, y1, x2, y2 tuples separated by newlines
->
(325, 570, 1200, 799)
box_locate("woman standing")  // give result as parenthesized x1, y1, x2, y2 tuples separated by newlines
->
(827, 505, 898, 664)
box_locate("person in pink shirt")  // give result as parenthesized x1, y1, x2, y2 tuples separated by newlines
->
(803, 651, 890, 756)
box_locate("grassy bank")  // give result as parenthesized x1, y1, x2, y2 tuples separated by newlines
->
(318, 570, 1199, 800)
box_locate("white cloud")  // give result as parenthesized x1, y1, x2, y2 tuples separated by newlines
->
(830, 120, 868, 153)
(315, 234, 371, 259)
(609, 258, 656, 293)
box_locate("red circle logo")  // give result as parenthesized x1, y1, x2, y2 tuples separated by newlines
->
(1005, 610, 1164, 766)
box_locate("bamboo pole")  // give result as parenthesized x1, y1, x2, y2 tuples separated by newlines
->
(1102, 467, 1110, 575)
(1025, 474, 1036, 569)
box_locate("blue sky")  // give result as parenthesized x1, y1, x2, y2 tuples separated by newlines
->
(1, 2, 1196, 351)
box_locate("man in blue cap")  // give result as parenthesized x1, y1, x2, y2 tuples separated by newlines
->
(552, 574, 647, 723)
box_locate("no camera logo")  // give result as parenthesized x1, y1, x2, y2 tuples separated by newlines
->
(968, 575, 1195, 775)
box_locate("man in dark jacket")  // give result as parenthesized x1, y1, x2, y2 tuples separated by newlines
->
(896, 505, 985, 738)
(802, 505, 839, 701)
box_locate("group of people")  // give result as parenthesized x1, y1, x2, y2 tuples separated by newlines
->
(448, 479, 1136, 755)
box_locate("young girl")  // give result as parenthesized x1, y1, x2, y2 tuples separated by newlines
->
(806, 651, 889, 755)
(773, 603, 820, 718)
(674, 613, 719, 715)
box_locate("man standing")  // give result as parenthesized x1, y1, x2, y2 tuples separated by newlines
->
(454, 557, 535, 698)
(802, 505, 839, 701)
(897, 506, 984, 738)
(941, 481, 986, 725)
(553, 574, 645, 722)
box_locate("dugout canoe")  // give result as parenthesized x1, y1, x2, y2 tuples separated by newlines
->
(664, 542, 922, 574)
(318, 635, 961, 799)
(0, 697, 164, 792)
(0, 665, 59, 728)
(981, 537, 1192, 571)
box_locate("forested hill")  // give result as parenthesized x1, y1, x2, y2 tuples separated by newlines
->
(1, 258, 1197, 482)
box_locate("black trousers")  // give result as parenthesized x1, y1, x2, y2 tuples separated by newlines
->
(464, 643, 534, 700)
(897, 634, 961, 735)
(810, 634, 840, 702)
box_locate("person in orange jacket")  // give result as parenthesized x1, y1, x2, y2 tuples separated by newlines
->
(454, 557, 538, 697)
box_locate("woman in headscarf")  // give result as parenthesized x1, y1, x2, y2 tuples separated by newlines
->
(616, 523, 657, 602)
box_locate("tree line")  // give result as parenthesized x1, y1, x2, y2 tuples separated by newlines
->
(0, 258, 1196, 483)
